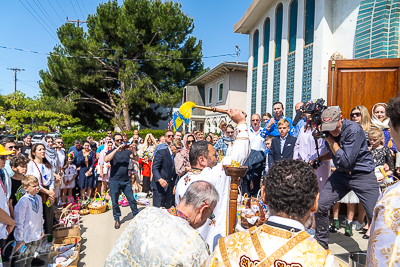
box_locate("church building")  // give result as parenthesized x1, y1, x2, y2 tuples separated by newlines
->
(235, 0, 400, 119)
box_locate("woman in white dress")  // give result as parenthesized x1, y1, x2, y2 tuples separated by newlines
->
(26, 143, 56, 235)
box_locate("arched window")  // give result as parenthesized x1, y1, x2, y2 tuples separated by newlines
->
(288, 0, 298, 53)
(253, 30, 259, 68)
(263, 18, 270, 64)
(304, 0, 315, 46)
(275, 4, 283, 59)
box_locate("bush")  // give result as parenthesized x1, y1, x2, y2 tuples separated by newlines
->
(61, 129, 167, 149)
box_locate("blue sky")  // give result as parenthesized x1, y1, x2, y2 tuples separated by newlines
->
(0, 0, 252, 98)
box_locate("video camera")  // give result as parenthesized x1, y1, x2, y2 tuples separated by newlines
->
(292, 98, 328, 169)
(293, 98, 329, 139)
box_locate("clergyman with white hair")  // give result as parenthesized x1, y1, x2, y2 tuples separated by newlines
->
(104, 180, 219, 267)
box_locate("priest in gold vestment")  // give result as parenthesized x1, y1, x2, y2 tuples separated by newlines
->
(204, 159, 339, 267)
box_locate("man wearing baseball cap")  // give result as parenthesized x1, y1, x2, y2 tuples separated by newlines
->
(310, 107, 380, 249)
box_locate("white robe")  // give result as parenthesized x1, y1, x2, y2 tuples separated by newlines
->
(104, 207, 209, 267)
(175, 123, 250, 251)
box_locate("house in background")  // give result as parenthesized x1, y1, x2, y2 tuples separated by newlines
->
(182, 62, 248, 133)
(235, 0, 400, 121)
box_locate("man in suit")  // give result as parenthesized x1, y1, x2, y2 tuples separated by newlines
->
(268, 119, 297, 169)
(151, 139, 179, 208)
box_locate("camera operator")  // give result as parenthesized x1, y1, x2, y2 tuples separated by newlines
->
(311, 107, 380, 249)
(105, 133, 140, 229)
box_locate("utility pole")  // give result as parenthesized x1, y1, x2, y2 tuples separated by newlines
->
(66, 17, 86, 27)
(235, 45, 240, 64)
(7, 68, 25, 109)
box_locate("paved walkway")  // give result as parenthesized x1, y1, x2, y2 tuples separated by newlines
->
(77, 206, 367, 266)
(78, 204, 147, 267)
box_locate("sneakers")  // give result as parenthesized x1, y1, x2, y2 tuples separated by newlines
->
(345, 220, 353, 236)
(329, 219, 340, 233)
(354, 221, 366, 231)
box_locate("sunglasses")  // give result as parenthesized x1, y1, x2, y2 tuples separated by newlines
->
(204, 201, 215, 220)
(56, 142, 63, 144)
(251, 119, 260, 122)
(166, 135, 174, 138)
(351, 112, 361, 117)
(115, 139, 123, 142)
(186, 140, 194, 144)
(7, 146, 16, 149)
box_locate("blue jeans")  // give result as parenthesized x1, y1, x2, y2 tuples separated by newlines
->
(109, 180, 140, 221)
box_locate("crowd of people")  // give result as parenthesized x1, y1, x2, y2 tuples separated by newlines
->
(1, 95, 400, 266)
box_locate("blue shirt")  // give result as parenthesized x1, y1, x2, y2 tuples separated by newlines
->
(280, 135, 288, 154)
(96, 144, 105, 153)
(326, 119, 375, 173)
(214, 137, 234, 156)
(262, 117, 294, 137)
(290, 117, 307, 137)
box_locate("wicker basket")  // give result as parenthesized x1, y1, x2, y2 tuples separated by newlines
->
(53, 236, 82, 251)
(88, 192, 107, 214)
(50, 236, 81, 266)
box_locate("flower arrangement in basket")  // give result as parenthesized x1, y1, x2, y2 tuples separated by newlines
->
(88, 192, 107, 214)
(77, 197, 93, 210)
(240, 197, 267, 229)
(53, 205, 81, 239)
(118, 192, 129, 207)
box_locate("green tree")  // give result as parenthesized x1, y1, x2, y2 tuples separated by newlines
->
(2, 91, 79, 137)
(40, 0, 204, 131)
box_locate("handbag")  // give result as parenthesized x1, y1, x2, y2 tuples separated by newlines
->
(103, 163, 108, 174)
(33, 161, 49, 204)
(96, 164, 102, 175)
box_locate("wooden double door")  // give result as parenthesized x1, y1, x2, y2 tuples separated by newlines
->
(328, 58, 400, 119)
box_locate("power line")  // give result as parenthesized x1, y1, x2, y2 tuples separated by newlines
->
(47, 0, 64, 23)
(55, 0, 68, 19)
(69, 0, 79, 19)
(0, 45, 237, 61)
(75, 0, 85, 19)
(33, 0, 58, 30)
(18, 0, 58, 42)
(80, 0, 88, 15)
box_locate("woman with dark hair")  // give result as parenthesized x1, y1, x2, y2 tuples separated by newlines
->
(26, 143, 55, 235)
(76, 141, 95, 199)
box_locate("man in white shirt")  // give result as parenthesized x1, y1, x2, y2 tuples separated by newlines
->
(248, 114, 267, 152)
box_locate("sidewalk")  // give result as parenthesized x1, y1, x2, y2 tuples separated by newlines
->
(78, 204, 148, 267)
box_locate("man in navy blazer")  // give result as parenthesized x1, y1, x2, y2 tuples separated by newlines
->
(151, 140, 179, 208)
(268, 119, 297, 169)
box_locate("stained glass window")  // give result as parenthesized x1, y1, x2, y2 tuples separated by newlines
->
(264, 18, 270, 64)
(289, 0, 298, 53)
(253, 30, 259, 68)
(275, 4, 283, 59)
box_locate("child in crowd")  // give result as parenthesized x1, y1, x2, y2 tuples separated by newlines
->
(139, 154, 152, 198)
(62, 155, 78, 207)
(9, 156, 29, 218)
(268, 119, 297, 169)
(13, 175, 45, 267)
(368, 128, 394, 183)
(263, 136, 274, 173)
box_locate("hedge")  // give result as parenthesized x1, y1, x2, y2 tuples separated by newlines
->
(62, 129, 167, 149)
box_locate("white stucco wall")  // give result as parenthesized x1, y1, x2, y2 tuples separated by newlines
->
(244, 0, 361, 120)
